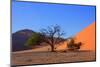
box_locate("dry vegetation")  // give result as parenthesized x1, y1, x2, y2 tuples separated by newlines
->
(11, 50, 96, 66)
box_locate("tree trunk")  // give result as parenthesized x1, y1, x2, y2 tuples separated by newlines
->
(51, 45, 55, 52)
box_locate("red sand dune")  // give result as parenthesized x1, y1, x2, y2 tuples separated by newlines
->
(75, 22, 96, 50)
(55, 22, 96, 51)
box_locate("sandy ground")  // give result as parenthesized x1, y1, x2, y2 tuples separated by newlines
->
(11, 50, 96, 66)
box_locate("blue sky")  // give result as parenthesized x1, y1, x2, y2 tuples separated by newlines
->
(12, 1, 96, 38)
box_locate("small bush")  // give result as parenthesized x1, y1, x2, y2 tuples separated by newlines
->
(25, 33, 42, 47)
(67, 38, 82, 51)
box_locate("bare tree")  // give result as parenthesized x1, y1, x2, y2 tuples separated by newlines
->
(40, 25, 65, 52)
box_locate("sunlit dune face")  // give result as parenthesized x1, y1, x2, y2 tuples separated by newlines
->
(75, 22, 96, 51)
(56, 22, 96, 51)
